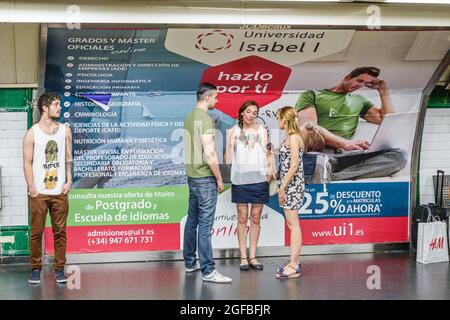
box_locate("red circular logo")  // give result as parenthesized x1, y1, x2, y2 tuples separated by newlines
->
(195, 29, 234, 53)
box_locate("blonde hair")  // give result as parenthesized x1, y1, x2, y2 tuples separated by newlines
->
(277, 106, 301, 136)
(304, 123, 325, 152)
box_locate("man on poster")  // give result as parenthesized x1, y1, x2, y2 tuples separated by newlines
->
(23, 92, 73, 284)
(296, 66, 407, 181)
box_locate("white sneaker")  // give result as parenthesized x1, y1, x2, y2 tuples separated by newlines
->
(185, 262, 201, 273)
(202, 270, 232, 283)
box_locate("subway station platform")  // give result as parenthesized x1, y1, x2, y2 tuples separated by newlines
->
(1, 251, 449, 300)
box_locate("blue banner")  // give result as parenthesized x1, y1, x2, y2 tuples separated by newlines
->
(267, 182, 409, 219)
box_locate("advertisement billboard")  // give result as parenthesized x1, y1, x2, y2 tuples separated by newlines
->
(43, 27, 449, 253)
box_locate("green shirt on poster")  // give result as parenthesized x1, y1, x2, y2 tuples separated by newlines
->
(184, 108, 215, 178)
(295, 89, 374, 139)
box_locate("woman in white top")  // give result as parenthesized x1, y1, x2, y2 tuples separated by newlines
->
(225, 100, 273, 271)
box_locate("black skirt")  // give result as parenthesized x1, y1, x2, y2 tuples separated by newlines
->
(231, 181, 269, 204)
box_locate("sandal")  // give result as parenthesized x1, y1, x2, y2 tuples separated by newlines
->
(248, 257, 264, 271)
(239, 258, 250, 271)
(276, 262, 298, 274)
(276, 263, 302, 279)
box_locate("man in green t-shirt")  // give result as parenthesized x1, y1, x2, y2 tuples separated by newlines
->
(295, 66, 406, 180)
(183, 82, 231, 283)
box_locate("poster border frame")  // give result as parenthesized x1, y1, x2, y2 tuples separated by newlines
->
(39, 23, 450, 263)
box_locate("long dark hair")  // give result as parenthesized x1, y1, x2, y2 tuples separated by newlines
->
(237, 100, 259, 129)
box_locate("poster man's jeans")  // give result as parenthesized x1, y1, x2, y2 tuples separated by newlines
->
(330, 148, 408, 181)
(184, 176, 218, 276)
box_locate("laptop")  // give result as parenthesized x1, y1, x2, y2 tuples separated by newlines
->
(334, 112, 417, 158)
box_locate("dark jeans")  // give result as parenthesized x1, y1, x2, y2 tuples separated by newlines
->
(330, 148, 408, 181)
(29, 193, 69, 270)
(183, 176, 218, 276)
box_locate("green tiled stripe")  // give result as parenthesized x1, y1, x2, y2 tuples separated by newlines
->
(428, 85, 450, 108)
(0, 88, 32, 112)
(0, 226, 30, 256)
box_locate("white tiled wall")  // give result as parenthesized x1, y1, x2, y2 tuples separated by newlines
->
(0, 112, 28, 226)
(419, 108, 450, 205)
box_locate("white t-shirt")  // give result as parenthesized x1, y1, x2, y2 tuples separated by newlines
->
(231, 124, 268, 185)
(32, 123, 66, 195)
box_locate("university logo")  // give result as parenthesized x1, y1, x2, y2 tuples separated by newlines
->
(195, 29, 234, 53)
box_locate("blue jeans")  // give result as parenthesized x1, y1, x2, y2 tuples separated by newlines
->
(183, 176, 218, 276)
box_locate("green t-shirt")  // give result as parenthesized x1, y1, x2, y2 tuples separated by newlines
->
(295, 89, 374, 139)
(184, 108, 215, 178)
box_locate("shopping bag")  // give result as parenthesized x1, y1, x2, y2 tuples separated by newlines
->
(416, 215, 449, 264)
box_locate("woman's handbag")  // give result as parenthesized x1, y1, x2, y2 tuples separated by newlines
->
(269, 175, 279, 196)
(267, 149, 279, 196)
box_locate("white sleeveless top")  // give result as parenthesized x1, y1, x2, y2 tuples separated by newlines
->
(32, 123, 66, 195)
(231, 124, 268, 185)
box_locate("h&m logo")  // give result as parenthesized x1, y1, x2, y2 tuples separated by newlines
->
(429, 237, 445, 250)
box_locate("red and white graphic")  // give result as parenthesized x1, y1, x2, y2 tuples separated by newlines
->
(180, 189, 285, 249)
(285, 217, 409, 245)
(429, 237, 446, 250)
(45, 224, 180, 253)
(195, 29, 234, 53)
(200, 55, 291, 118)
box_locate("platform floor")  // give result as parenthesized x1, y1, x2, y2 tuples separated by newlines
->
(0, 252, 449, 300)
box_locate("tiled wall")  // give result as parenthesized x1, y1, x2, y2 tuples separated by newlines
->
(419, 108, 450, 205)
(0, 112, 28, 226)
